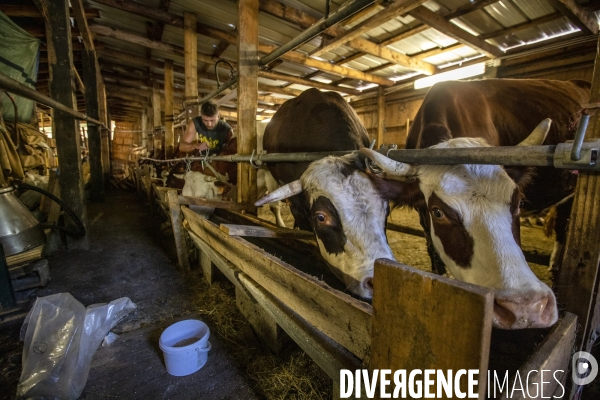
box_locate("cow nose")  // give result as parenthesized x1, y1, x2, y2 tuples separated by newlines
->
(493, 293, 557, 329)
(362, 277, 373, 298)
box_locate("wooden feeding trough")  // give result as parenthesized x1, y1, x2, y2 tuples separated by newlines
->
(157, 197, 579, 399)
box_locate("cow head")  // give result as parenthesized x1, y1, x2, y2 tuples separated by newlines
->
(360, 119, 558, 329)
(256, 153, 395, 299)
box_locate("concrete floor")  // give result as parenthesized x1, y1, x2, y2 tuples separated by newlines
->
(0, 190, 256, 400)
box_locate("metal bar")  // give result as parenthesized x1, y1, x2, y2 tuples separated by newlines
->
(196, 0, 373, 107)
(571, 114, 591, 161)
(143, 142, 600, 170)
(198, 76, 238, 106)
(0, 71, 105, 127)
(259, 0, 375, 66)
(207, 146, 557, 166)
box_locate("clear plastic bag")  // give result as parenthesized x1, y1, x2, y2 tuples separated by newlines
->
(17, 293, 136, 399)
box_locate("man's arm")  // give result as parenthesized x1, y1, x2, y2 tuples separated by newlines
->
(179, 120, 209, 153)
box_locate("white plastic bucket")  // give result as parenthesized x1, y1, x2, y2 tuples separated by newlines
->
(159, 319, 211, 376)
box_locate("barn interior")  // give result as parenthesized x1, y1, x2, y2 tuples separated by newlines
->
(0, 0, 599, 399)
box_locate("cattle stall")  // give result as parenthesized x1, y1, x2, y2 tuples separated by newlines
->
(131, 55, 600, 398)
(140, 185, 575, 399)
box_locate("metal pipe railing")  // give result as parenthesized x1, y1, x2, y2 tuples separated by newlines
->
(197, 0, 375, 106)
(206, 146, 556, 166)
(0, 71, 105, 127)
(258, 0, 375, 67)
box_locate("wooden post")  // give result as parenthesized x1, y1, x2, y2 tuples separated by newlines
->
(152, 81, 162, 153)
(35, 0, 89, 249)
(184, 11, 198, 122)
(98, 79, 111, 184)
(377, 86, 385, 147)
(141, 107, 148, 149)
(167, 189, 190, 272)
(369, 259, 493, 399)
(82, 49, 105, 202)
(152, 81, 161, 128)
(164, 60, 174, 158)
(556, 36, 600, 355)
(236, 0, 259, 205)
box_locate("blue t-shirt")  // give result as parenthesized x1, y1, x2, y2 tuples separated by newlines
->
(192, 117, 232, 154)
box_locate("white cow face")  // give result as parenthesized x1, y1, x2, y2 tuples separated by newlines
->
(361, 137, 558, 329)
(300, 155, 395, 299)
(257, 154, 395, 299)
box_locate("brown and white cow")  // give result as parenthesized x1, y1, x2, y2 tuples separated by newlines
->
(358, 78, 590, 329)
(258, 88, 396, 299)
(167, 132, 286, 225)
(258, 80, 589, 329)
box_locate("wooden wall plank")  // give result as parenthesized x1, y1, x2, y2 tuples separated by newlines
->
(167, 190, 190, 271)
(369, 258, 493, 399)
(182, 206, 373, 359)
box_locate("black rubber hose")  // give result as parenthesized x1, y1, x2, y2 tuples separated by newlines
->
(16, 183, 86, 237)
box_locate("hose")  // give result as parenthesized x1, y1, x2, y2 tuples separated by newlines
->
(214, 59, 236, 89)
(16, 183, 86, 238)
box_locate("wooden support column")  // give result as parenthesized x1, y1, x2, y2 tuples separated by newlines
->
(35, 0, 89, 249)
(164, 59, 174, 157)
(152, 81, 162, 153)
(141, 107, 148, 149)
(237, 0, 259, 205)
(82, 49, 105, 202)
(377, 86, 385, 147)
(557, 37, 600, 356)
(184, 11, 199, 122)
(96, 78, 111, 184)
(152, 81, 161, 128)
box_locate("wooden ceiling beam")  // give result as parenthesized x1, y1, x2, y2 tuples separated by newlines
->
(261, 0, 436, 76)
(443, 0, 498, 20)
(411, 43, 464, 60)
(408, 6, 502, 58)
(92, 0, 395, 86)
(259, 43, 395, 85)
(71, 0, 95, 52)
(378, 24, 429, 46)
(312, 0, 428, 57)
(0, 5, 99, 18)
(258, 70, 360, 95)
(480, 12, 563, 40)
(90, 24, 229, 66)
(346, 37, 436, 74)
(548, 0, 598, 35)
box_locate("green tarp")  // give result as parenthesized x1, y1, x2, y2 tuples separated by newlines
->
(0, 10, 40, 124)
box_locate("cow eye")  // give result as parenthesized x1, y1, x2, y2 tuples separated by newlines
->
(316, 213, 326, 223)
(519, 200, 525, 209)
(431, 207, 444, 220)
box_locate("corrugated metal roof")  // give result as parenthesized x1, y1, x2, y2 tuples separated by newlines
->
(2, 0, 595, 120)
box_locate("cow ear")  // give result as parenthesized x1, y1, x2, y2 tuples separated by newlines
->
(367, 172, 425, 209)
(504, 166, 535, 189)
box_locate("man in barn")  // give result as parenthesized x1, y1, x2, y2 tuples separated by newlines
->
(178, 101, 234, 155)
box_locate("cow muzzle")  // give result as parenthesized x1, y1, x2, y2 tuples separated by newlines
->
(493, 290, 558, 329)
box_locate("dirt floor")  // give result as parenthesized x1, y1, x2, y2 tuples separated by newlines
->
(0, 191, 331, 400)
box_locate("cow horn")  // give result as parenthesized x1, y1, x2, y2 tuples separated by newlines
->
(360, 148, 416, 177)
(254, 179, 303, 206)
(517, 118, 552, 146)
